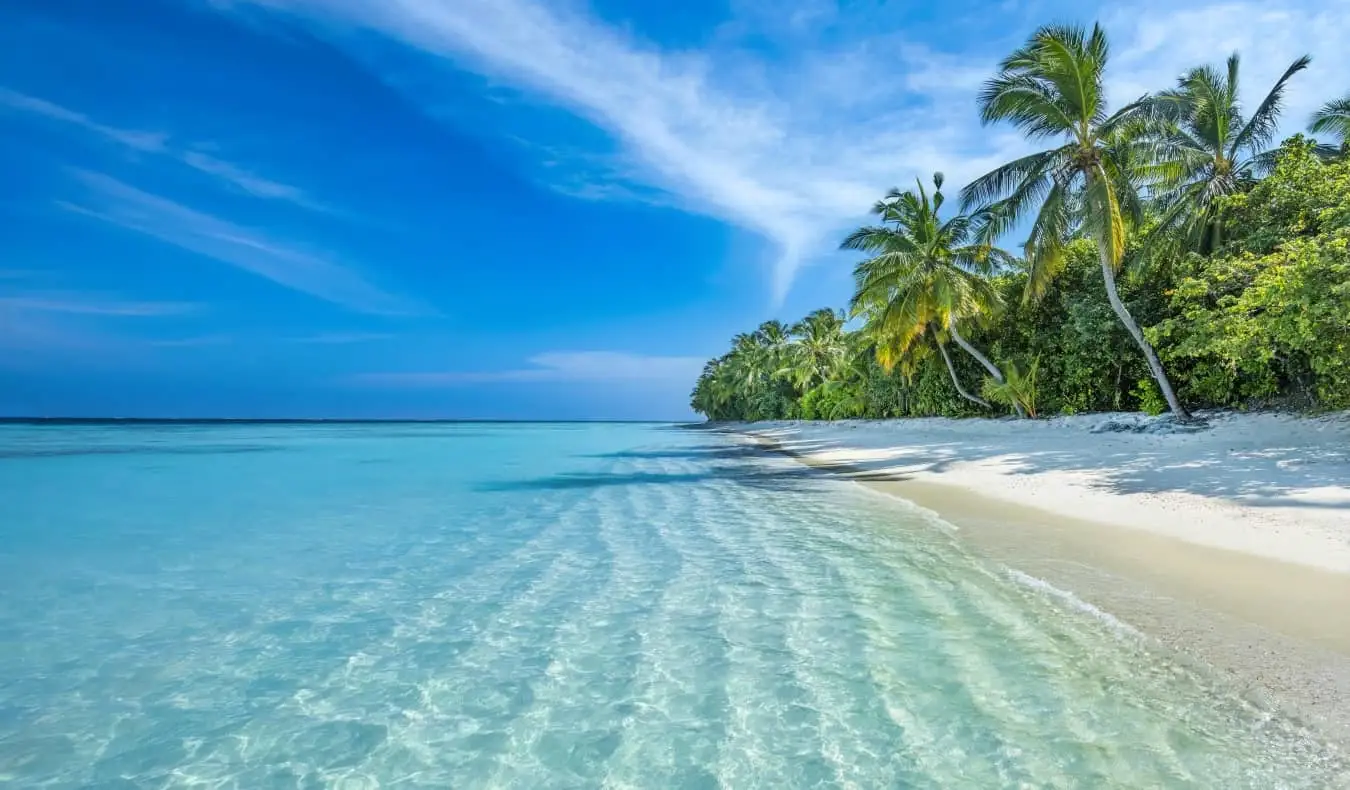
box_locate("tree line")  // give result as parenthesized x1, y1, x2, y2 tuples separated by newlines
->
(691, 24, 1350, 422)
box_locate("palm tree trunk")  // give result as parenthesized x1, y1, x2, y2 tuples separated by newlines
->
(936, 336, 991, 409)
(1095, 245, 1191, 419)
(949, 320, 1025, 418)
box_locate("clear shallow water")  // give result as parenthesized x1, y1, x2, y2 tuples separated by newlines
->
(0, 422, 1343, 789)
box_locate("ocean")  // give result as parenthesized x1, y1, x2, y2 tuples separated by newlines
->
(0, 421, 1341, 788)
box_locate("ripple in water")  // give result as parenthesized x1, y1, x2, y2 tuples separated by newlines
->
(0, 422, 1346, 788)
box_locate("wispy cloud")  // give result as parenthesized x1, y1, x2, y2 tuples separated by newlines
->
(1103, 0, 1350, 127)
(354, 351, 705, 387)
(150, 334, 233, 347)
(0, 291, 188, 358)
(0, 310, 100, 356)
(60, 170, 428, 315)
(289, 331, 394, 344)
(212, 0, 1029, 304)
(214, 0, 1347, 303)
(0, 87, 333, 213)
(0, 293, 198, 317)
(0, 88, 169, 150)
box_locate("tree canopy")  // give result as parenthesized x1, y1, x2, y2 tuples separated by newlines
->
(690, 24, 1349, 422)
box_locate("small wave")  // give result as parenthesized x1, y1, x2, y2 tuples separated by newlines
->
(1005, 568, 1142, 638)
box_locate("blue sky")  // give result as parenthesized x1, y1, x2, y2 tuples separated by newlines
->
(2, 0, 1344, 419)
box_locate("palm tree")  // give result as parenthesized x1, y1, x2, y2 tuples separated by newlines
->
(863, 315, 993, 409)
(690, 358, 731, 419)
(843, 173, 1019, 414)
(1142, 53, 1310, 254)
(1310, 94, 1350, 151)
(961, 23, 1190, 418)
(717, 322, 795, 419)
(783, 308, 850, 391)
(754, 319, 791, 351)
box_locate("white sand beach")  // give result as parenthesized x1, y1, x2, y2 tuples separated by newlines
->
(745, 411, 1350, 572)
(737, 412, 1350, 743)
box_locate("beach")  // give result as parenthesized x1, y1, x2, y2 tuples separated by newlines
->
(735, 411, 1350, 745)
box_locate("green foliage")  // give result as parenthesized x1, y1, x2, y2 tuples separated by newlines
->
(799, 383, 865, 420)
(845, 173, 1007, 358)
(982, 357, 1041, 418)
(979, 239, 1154, 414)
(691, 47, 1350, 423)
(962, 22, 1191, 416)
(1149, 137, 1350, 410)
(1141, 53, 1311, 256)
(1132, 379, 1168, 416)
(692, 137, 1350, 421)
(1220, 136, 1350, 252)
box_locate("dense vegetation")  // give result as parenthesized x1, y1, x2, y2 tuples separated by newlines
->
(691, 25, 1350, 422)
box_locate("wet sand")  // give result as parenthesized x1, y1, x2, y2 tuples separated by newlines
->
(740, 431, 1350, 747)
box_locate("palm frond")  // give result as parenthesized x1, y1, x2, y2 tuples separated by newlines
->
(1035, 23, 1107, 130)
(1082, 164, 1128, 268)
(1309, 95, 1350, 142)
(978, 73, 1078, 138)
(1232, 54, 1311, 155)
(961, 150, 1045, 209)
(1095, 96, 1151, 140)
(1022, 180, 1072, 302)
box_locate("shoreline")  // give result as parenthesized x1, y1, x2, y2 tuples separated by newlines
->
(739, 412, 1350, 573)
(729, 416, 1350, 746)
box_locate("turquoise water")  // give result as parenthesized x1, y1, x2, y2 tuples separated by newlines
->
(0, 422, 1343, 789)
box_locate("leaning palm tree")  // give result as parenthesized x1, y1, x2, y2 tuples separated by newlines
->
(961, 23, 1189, 418)
(1310, 94, 1350, 151)
(843, 173, 1019, 413)
(1141, 53, 1310, 254)
(865, 314, 992, 409)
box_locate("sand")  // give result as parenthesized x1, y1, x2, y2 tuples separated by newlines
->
(730, 411, 1350, 746)
(744, 411, 1350, 572)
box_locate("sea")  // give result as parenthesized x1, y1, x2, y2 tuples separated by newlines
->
(0, 421, 1343, 788)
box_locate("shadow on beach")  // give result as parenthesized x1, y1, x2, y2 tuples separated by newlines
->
(733, 419, 1350, 511)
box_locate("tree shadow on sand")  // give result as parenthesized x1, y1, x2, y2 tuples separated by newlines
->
(742, 421, 1350, 511)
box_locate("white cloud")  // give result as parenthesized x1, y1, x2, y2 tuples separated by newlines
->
(210, 0, 1027, 305)
(0, 288, 202, 359)
(151, 334, 233, 347)
(211, 0, 1348, 305)
(354, 351, 706, 387)
(289, 331, 394, 344)
(0, 87, 333, 213)
(1104, 0, 1350, 130)
(0, 294, 199, 317)
(0, 88, 170, 150)
(60, 170, 428, 315)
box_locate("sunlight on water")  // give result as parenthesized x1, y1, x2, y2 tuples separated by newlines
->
(0, 422, 1345, 788)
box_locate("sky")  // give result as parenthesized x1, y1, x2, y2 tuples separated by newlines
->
(1, 0, 1346, 419)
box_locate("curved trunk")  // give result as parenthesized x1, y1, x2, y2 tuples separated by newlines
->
(949, 320, 1025, 418)
(936, 334, 991, 409)
(1095, 244, 1191, 419)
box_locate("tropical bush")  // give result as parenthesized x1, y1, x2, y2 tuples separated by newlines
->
(982, 357, 1041, 418)
(1150, 138, 1350, 409)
